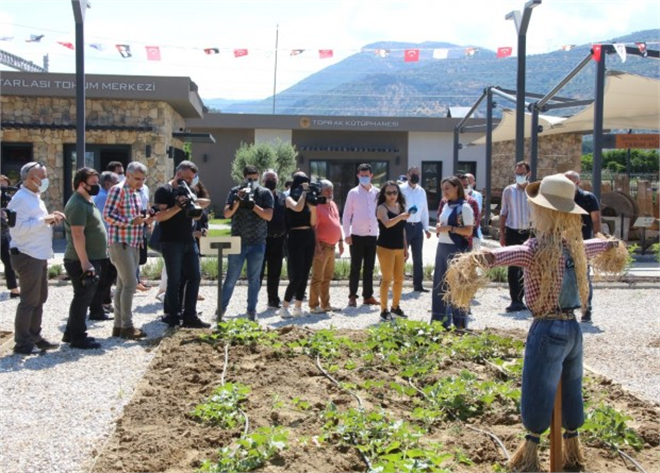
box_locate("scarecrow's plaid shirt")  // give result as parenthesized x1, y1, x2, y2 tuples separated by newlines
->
(103, 183, 145, 248)
(490, 238, 610, 317)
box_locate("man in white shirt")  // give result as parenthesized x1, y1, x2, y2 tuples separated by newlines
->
(8, 162, 65, 355)
(342, 163, 380, 307)
(399, 166, 431, 292)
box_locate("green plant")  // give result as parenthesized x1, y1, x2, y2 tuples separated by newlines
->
(191, 383, 250, 428)
(291, 396, 311, 411)
(47, 263, 63, 279)
(485, 266, 508, 283)
(581, 404, 644, 451)
(332, 258, 352, 280)
(651, 242, 660, 262)
(198, 426, 289, 473)
(231, 140, 297, 187)
(141, 257, 164, 280)
(199, 318, 279, 347)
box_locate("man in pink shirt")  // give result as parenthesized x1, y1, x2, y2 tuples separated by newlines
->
(309, 180, 344, 314)
(342, 163, 380, 307)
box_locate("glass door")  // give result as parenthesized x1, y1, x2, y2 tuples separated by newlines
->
(421, 161, 442, 219)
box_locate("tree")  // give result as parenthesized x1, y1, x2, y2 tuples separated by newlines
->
(231, 140, 298, 187)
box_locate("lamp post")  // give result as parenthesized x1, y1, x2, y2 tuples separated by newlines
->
(71, 0, 91, 169)
(506, 0, 541, 165)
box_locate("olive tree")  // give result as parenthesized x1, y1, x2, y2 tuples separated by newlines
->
(231, 140, 298, 187)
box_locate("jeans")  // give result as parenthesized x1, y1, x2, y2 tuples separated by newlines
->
(348, 235, 377, 299)
(405, 223, 424, 290)
(161, 240, 201, 319)
(284, 229, 315, 303)
(431, 242, 468, 328)
(222, 242, 265, 314)
(64, 259, 102, 342)
(521, 318, 584, 434)
(260, 235, 285, 305)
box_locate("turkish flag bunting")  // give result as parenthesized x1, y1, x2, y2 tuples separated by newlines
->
(146, 46, 161, 61)
(318, 49, 333, 59)
(636, 42, 648, 57)
(404, 49, 419, 62)
(592, 44, 602, 62)
(496, 47, 512, 58)
(204, 48, 219, 55)
(116, 44, 132, 58)
(57, 41, 74, 50)
(234, 48, 248, 58)
(290, 49, 305, 56)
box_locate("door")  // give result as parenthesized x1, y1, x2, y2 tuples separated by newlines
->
(421, 161, 442, 219)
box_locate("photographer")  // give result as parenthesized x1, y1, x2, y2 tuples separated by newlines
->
(62, 168, 106, 350)
(221, 165, 273, 321)
(259, 169, 287, 309)
(8, 162, 64, 355)
(279, 172, 317, 319)
(1, 175, 20, 299)
(154, 160, 211, 328)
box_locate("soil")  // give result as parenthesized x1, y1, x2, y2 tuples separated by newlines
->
(92, 326, 660, 473)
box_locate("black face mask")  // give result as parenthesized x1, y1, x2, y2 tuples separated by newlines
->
(264, 180, 277, 191)
(86, 183, 101, 196)
(292, 175, 309, 189)
(409, 174, 420, 184)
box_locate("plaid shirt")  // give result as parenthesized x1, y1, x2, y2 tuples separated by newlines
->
(103, 183, 145, 247)
(490, 238, 610, 317)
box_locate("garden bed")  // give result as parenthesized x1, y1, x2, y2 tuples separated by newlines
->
(92, 321, 659, 473)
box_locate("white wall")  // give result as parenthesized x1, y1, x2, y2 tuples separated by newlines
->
(254, 129, 292, 145)
(407, 132, 487, 189)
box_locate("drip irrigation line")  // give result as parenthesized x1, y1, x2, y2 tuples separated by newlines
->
(616, 445, 647, 473)
(406, 378, 511, 462)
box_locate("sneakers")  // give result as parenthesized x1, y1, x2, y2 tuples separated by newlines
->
(390, 306, 408, 318)
(310, 307, 326, 314)
(291, 306, 304, 317)
(182, 317, 211, 329)
(363, 296, 380, 305)
(380, 310, 393, 322)
(35, 339, 59, 350)
(347, 296, 357, 307)
(413, 287, 430, 293)
(279, 306, 293, 319)
(70, 337, 101, 350)
(505, 302, 527, 313)
(62, 333, 96, 343)
(103, 304, 114, 313)
(119, 327, 148, 339)
(581, 310, 592, 323)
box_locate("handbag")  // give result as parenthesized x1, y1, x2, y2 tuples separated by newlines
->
(148, 222, 162, 254)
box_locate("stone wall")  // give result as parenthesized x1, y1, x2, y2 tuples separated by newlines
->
(491, 133, 583, 191)
(1, 96, 185, 210)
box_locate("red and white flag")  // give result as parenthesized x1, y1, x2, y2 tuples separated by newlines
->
(115, 44, 132, 58)
(374, 48, 390, 58)
(233, 48, 248, 58)
(465, 47, 478, 57)
(591, 44, 602, 62)
(496, 46, 512, 58)
(404, 49, 419, 62)
(636, 42, 648, 57)
(204, 47, 219, 55)
(318, 49, 333, 59)
(561, 44, 575, 51)
(145, 46, 161, 61)
(290, 49, 304, 56)
(614, 43, 627, 63)
(432, 48, 449, 59)
(26, 34, 44, 43)
(57, 41, 74, 50)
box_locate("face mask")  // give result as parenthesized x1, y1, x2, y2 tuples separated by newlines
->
(86, 183, 101, 196)
(515, 174, 528, 185)
(264, 180, 277, 191)
(117, 174, 126, 183)
(191, 175, 200, 187)
(37, 177, 49, 193)
(409, 174, 420, 184)
(359, 176, 371, 186)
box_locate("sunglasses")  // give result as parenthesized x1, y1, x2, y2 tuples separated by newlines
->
(385, 191, 398, 196)
(24, 161, 44, 173)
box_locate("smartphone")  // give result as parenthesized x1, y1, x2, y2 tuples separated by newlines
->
(408, 205, 418, 215)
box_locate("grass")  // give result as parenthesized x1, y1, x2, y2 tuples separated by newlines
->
(207, 228, 231, 237)
(209, 218, 231, 226)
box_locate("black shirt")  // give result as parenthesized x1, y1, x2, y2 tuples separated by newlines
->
(225, 185, 274, 245)
(574, 188, 600, 239)
(267, 190, 287, 236)
(377, 209, 406, 249)
(154, 183, 196, 243)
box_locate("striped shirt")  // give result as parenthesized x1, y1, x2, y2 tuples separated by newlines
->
(490, 238, 610, 317)
(500, 183, 531, 230)
(103, 182, 145, 247)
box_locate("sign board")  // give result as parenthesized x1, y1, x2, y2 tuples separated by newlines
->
(633, 217, 657, 228)
(200, 236, 241, 256)
(602, 134, 660, 150)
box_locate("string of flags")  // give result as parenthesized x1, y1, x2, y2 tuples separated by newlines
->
(0, 33, 655, 63)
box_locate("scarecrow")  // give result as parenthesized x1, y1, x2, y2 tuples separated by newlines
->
(444, 174, 627, 472)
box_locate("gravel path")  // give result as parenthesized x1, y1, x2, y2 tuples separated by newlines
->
(0, 281, 658, 473)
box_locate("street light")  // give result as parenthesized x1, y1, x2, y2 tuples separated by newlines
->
(71, 0, 91, 169)
(506, 0, 541, 165)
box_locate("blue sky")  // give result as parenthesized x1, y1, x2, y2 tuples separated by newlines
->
(1, 0, 658, 100)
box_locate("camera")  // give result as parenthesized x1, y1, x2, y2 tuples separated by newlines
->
(232, 179, 258, 210)
(80, 270, 100, 288)
(175, 179, 204, 218)
(290, 181, 326, 206)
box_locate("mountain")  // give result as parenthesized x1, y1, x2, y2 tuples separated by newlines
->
(204, 30, 660, 117)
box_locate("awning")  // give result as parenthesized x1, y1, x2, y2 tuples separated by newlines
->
(172, 132, 216, 143)
(468, 71, 660, 145)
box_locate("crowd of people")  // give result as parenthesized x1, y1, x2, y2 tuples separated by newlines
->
(1, 159, 603, 355)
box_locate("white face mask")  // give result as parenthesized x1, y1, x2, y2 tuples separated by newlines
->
(37, 177, 49, 193)
(515, 174, 528, 185)
(117, 174, 126, 183)
(191, 175, 200, 187)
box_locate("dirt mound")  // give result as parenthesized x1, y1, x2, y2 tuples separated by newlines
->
(93, 324, 659, 473)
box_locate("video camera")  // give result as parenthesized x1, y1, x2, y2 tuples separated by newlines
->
(175, 179, 204, 218)
(80, 270, 100, 288)
(232, 179, 259, 210)
(290, 180, 326, 206)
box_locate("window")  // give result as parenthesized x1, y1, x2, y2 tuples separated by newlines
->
(421, 161, 443, 218)
(0, 143, 33, 184)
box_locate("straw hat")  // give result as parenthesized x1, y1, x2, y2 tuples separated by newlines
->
(525, 173, 587, 215)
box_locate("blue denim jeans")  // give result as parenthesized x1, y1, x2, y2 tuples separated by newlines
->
(431, 242, 468, 329)
(521, 318, 585, 434)
(222, 242, 265, 314)
(161, 240, 201, 319)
